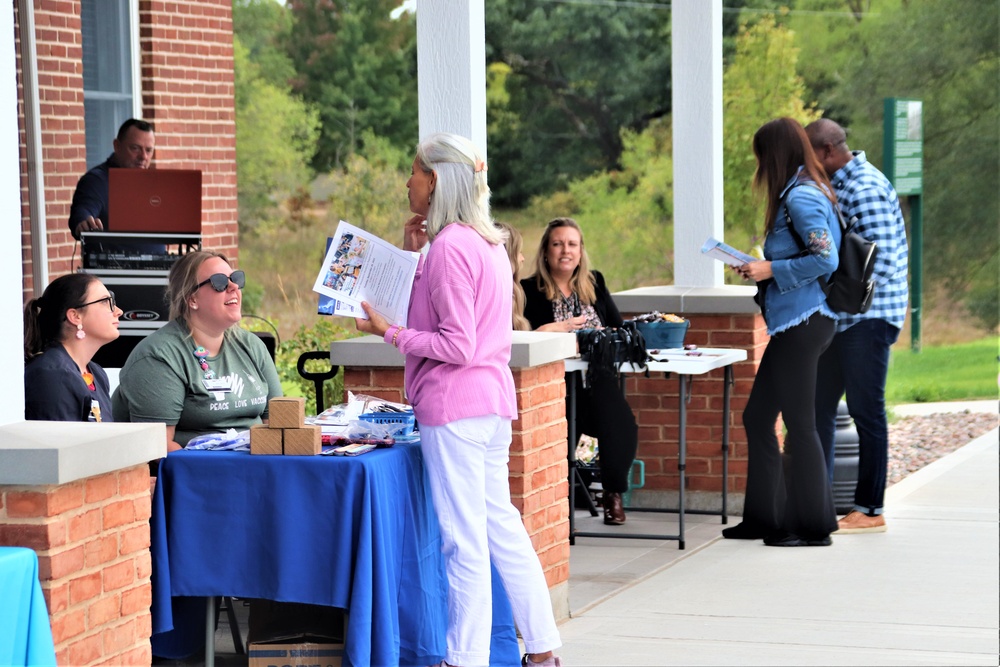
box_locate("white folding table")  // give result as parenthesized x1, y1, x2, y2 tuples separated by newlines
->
(565, 347, 748, 548)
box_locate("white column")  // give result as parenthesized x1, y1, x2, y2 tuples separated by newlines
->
(672, 0, 724, 288)
(2, 7, 27, 424)
(415, 0, 488, 157)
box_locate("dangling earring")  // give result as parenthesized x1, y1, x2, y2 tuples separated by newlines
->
(75, 323, 86, 340)
(427, 193, 432, 206)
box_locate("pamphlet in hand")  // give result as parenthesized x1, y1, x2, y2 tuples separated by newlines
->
(701, 237, 757, 267)
(318, 236, 363, 318)
(312, 220, 419, 326)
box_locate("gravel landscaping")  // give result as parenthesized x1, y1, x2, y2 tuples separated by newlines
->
(888, 410, 999, 485)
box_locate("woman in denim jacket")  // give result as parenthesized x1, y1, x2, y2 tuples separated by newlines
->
(725, 117, 842, 547)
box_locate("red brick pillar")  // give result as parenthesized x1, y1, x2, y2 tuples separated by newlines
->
(0, 464, 153, 666)
(509, 362, 570, 591)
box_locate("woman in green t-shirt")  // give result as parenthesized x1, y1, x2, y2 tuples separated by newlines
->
(113, 250, 282, 451)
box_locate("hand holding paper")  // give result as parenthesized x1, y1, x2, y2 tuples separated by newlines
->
(700, 237, 757, 267)
(312, 220, 419, 327)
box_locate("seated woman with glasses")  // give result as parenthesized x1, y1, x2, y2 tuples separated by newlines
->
(113, 250, 282, 452)
(24, 273, 123, 422)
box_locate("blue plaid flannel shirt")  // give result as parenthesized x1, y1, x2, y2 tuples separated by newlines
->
(829, 152, 909, 332)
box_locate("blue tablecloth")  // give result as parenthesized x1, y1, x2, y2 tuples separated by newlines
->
(150, 444, 519, 666)
(0, 547, 57, 667)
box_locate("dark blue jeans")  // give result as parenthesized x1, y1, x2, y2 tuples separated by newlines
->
(815, 318, 901, 515)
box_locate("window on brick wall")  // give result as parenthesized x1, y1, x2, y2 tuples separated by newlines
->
(81, 0, 142, 169)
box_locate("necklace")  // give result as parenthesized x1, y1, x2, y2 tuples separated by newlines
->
(193, 346, 216, 380)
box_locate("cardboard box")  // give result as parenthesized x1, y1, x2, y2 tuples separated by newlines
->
(269, 397, 306, 429)
(250, 423, 283, 455)
(247, 600, 345, 667)
(247, 640, 344, 667)
(284, 426, 321, 456)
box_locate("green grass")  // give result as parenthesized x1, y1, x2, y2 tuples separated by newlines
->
(887, 336, 1000, 404)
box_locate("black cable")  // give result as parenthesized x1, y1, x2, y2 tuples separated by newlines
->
(242, 313, 281, 348)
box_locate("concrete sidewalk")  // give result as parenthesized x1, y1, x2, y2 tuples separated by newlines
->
(554, 405, 999, 665)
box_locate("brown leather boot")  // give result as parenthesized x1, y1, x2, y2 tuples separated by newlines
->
(603, 491, 626, 525)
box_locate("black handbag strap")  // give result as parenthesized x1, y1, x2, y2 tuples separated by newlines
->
(782, 182, 848, 295)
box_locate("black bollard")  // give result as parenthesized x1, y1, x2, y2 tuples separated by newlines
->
(832, 400, 860, 515)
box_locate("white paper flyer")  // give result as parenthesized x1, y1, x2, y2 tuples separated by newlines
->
(700, 237, 757, 267)
(312, 220, 419, 327)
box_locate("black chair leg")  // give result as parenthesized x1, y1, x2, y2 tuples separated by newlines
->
(216, 596, 245, 655)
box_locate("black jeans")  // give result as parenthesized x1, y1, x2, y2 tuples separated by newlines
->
(742, 315, 838, 538)
(815, 318, 900, 514)
(570, 371, 638, 494)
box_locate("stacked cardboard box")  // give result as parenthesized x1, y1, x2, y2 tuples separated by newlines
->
(250, 397, 321, 456)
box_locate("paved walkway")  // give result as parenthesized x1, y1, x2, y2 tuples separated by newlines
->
(555, 401, 999, 665)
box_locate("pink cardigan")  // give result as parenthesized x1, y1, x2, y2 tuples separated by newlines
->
(384, 223, 517, 427)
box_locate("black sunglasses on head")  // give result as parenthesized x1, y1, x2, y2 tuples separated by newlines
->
(195, 270, 246, 293)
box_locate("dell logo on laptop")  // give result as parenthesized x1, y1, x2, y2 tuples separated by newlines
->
(149, 196, 163, 207)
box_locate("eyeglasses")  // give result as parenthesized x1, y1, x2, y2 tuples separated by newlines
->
(194, 270, 246, 293)
(75, 292, 116, 312)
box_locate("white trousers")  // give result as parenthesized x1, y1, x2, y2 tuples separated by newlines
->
(420, 415, 562, 666)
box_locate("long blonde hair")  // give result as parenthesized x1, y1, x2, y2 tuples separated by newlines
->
(529, 217, 596, 304)
(498, 222, 531, 331)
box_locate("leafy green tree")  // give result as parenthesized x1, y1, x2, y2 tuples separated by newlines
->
(722, 15, 822, 240)
(793, 0, 999, 329)
(234, 35, 320, 231)
(320, 131, 412, 242)
(283, 0, 418, 171)
(233, 0, 296, 87)
(517, 118, 675, 291)
(484, 0, 673, 205)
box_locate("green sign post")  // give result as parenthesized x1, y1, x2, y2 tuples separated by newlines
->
(883, 98, 923, 351)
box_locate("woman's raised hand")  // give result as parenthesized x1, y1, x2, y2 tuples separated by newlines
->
(403, 215, 428, 251)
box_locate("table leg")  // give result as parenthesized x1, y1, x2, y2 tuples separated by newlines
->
(205, 597, 215, 667)
(677, 374, 687, 550)
(567, 372, 578, 546)
(722, 364, 733, 524)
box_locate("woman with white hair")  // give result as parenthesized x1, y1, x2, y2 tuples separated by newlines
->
(357, 133, 563, 667)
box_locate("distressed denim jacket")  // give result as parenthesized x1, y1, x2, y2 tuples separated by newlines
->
(758, 174, 841, 335)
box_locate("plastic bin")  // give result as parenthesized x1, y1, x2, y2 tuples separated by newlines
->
(635, 319, 689, 350)
(359, 411, 416, 436)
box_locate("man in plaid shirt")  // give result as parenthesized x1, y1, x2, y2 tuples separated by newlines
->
(806, 119, 909, 534)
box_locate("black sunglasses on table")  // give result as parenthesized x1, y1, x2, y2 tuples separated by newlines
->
(75, 291, 116, 312)
(195, 270, 246, 293)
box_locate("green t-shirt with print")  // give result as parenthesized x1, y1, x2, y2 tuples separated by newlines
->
(113, 320, 283, 446)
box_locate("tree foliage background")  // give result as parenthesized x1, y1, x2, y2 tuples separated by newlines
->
(232, 0, 999, 336)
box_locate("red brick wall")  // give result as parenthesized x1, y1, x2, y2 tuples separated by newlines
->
(510, 362, 569, 588)
(139, 0, 238, 254)
(17, 0, 239, 297)
(622, 312, 767, 497)
(341, 362, 571, 590)
(0, 465, 154, 666)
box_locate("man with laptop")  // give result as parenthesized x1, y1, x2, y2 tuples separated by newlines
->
(69, 118, 155, 240)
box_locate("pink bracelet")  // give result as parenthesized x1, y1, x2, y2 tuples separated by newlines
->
(391, 326, 404, 347)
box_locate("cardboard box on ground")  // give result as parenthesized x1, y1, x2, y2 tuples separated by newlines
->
(247, 600, 346, 667)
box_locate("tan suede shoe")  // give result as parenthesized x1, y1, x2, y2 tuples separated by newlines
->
(834, 510, 887, 534)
